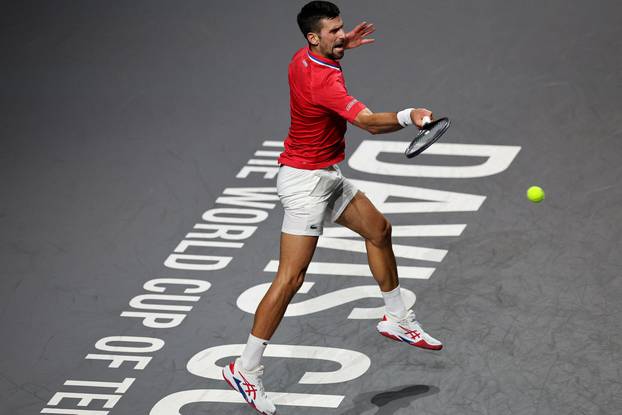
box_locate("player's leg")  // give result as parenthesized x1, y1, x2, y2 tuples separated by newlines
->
(250, 232, 318, 341)
(335, 190, 442, 350)
(223, 232, 317, 415)
(223, 165, 326, 415)
(243, 165, 325, 364)
(335, 191, 398, 291)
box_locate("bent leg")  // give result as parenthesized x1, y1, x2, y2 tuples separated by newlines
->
(336, 191, 398, 292)
(337, 191, 443, 350)
(251, 232, 318, 340)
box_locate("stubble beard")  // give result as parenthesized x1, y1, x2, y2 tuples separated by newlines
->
(326, 45, 345, 61)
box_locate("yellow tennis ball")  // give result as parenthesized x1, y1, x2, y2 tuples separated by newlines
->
(527, 186, 545, 203)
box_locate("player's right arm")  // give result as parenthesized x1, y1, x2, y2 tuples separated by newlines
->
(313, 72, 433, 135)
(352, 107, 433, 135)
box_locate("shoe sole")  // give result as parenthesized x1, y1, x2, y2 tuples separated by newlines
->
(222, 364, 276, 415)
(377, 324, 443, 351)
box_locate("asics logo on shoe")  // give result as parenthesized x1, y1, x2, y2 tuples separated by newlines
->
(400, 326, 422, 341)
(239, 373, 258, 401)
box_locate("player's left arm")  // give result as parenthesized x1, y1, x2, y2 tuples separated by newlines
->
(344, 21, 375, 49)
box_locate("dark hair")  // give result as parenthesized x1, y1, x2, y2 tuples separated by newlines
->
(297, 1, 340, 38)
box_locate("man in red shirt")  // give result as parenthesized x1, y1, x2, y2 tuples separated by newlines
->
(223, 2, 442, 413)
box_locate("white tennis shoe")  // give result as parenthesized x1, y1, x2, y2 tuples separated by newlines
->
(223, 358, 276, 415)
(377, 309, 443, 350)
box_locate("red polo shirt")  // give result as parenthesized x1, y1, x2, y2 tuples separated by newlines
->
(278, 47, 367, 169)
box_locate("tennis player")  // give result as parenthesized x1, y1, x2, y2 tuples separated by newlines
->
(223, 2, 442, 413)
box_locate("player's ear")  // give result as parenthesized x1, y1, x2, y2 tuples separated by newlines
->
(306, 32, 320, 47)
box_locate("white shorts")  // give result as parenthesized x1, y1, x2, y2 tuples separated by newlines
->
(277, 164, 358, 236)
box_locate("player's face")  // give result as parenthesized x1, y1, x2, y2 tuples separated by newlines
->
(317, 16, 346, 60)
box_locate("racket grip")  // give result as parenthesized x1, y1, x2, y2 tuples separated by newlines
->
(422, 116, 431, 125)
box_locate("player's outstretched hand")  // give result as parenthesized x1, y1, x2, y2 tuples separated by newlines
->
(344, 21, 376, 49)
(411, 108, 433, 128)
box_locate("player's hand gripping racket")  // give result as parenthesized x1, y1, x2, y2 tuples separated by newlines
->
(404, 116, 451, 158)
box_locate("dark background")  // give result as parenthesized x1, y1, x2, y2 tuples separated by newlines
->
(2, 1, 621, 414)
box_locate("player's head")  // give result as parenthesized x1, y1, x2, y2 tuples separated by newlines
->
(297, 1, 346, 60)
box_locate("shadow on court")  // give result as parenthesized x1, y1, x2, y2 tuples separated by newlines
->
(340, 384, 440, 415)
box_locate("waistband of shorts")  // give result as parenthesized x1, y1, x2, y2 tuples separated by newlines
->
(279, 164, 339, 172)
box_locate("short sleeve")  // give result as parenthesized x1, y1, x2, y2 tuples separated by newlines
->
(314, 72, 366, 122)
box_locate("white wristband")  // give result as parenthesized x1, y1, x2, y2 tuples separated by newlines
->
(397, 108, 414, 127)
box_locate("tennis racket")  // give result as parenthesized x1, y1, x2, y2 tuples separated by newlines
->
(404, 116, 451, 158)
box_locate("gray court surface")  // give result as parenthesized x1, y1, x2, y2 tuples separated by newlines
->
(2, 1, 622, 414)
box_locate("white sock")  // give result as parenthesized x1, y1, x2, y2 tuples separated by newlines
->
(381, 285, 407, 320)
(241, 333, 268, 371)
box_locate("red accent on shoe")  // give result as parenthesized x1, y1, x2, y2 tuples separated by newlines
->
(379, 331, 401, 342)
(413, 340, 443, 350)
(239, 372, 258, 401)
(399, 325, 423, 341)
(223, 368, 235, 390)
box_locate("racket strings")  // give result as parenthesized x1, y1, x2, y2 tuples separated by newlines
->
(405, 117, 450, 158)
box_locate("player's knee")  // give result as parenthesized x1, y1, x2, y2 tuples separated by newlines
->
(278, 268, 307, 293)
(368, 218, 392, 247)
